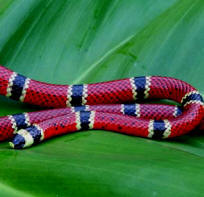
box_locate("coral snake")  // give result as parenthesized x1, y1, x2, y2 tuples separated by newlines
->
(0, 65, 203, 149)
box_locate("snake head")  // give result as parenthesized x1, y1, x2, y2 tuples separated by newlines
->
(9, 129, 34, 149)
(9, 125, 43, 149)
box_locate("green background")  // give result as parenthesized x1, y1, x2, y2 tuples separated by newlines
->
(0, 0, 204, 196)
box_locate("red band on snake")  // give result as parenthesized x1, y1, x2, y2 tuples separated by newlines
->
(0, 66, 203, 149)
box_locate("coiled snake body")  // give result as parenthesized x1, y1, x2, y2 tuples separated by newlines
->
(0, 66, 203, 149)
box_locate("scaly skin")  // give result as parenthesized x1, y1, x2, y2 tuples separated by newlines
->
(0, 103, 183, 141)
(0, 65, 203, 149)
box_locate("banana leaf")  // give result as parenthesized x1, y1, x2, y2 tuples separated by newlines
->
(0, 0, 204, 196)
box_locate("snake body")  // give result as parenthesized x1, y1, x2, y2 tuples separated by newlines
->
(0, 65, 203, 149)
(0, 103, 182, 141)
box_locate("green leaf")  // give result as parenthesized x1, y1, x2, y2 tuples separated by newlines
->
(0, 0, 204, 196)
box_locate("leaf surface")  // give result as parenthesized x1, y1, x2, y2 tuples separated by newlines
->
(0, 0, 204, 196)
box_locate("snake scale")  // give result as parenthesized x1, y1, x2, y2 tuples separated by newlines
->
(0, 65, 203, 149)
